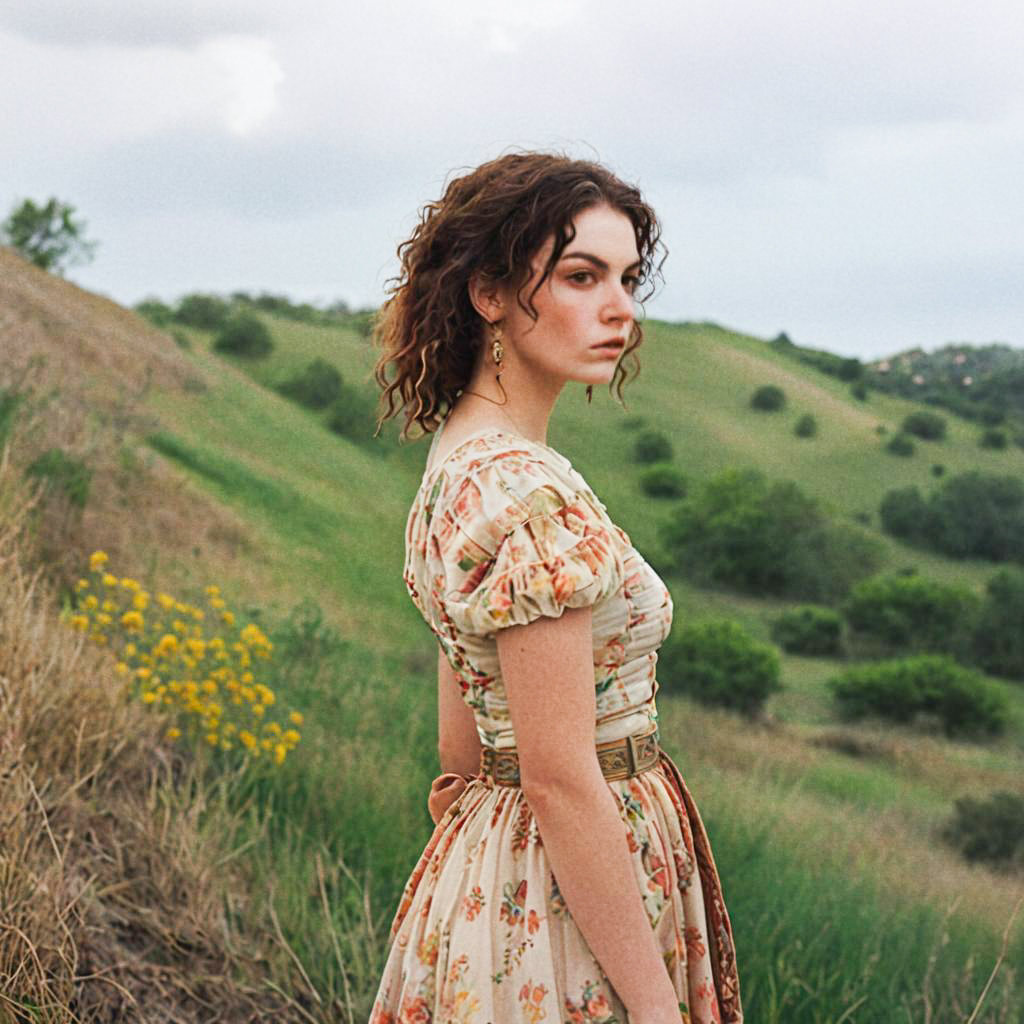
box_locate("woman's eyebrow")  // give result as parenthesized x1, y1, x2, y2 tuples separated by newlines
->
(561, 251, 642, 272)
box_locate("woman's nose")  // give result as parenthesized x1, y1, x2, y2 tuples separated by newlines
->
(603, 281, 634, 322)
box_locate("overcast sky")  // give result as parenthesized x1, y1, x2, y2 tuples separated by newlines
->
(2, 0, 1022, 360)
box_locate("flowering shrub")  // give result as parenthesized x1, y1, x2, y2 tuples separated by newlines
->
(65, 550, 303, 764)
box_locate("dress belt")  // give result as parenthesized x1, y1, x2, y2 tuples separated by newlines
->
(480, 725, 661, 787)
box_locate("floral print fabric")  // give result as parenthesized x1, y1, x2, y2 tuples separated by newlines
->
(371, 429, 742, 1023)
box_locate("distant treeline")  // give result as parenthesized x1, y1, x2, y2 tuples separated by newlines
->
(135, 290, 377, 336)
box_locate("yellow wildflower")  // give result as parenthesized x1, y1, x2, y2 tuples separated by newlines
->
(289, 711, 304, 726)
(121, 609, 144, 632)
(89, 551, 109, 570)
(102, 572, 118, 586)
(166, 727, 181, 740)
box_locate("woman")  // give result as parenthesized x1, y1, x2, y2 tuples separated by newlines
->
(370, 151, 742, 1024)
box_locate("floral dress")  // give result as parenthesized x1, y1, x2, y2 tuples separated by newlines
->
(370, 427, 743, 1024)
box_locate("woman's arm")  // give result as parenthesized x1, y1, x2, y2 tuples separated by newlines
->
(437, 646, 482, 777)
(497, 606, 680, 1023)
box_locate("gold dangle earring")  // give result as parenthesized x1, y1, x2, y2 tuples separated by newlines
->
(491, 321, 509, 405)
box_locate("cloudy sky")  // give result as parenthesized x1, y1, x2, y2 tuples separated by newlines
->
(2, 0, 1021, 359)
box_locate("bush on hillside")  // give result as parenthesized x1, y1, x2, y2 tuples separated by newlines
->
(970, 567, 1024, 682)
(827, 654, 1009, 739)
(659, 619, 782, 717)
(25, 448, 92, 509)
(926, 471, 1024, 562)
(850, 381, 868, 401)
(751, 384, 785, 411)
(879, 485, 928, 542)
(931, 464, 945, 477)
(902, 410, 947, 441)
(941, 791, 1024, 871)
(633, 430, 673, 464)
(886, 432, 915, 456)
(212, 311, 274, 358)
(277, 358, 343, 410)
(770, 605, 844, 656)
(659, 466, 884, 602)
(639, 464, 687, 499)
(794, 413, 817, 438)
(327, 383, 377, 443)
(134, 297, 174, 327)
(839, 572, 981, 661)
(980, 428, 1007, 450)
(174, 293, 232, 330)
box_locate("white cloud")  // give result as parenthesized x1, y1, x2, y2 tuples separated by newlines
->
(200, 35, 284, 136)
(2, 0, 1022, 357)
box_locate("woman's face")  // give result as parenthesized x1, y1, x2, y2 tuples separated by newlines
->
(498, 202, 641, 390)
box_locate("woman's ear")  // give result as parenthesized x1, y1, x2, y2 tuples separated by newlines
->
(467, 271, 506, 325)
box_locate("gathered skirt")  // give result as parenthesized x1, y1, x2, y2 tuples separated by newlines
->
(370, 750, 742, 1023)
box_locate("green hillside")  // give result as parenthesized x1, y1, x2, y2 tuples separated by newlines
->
(6, 253, 1021, 1021)
(145, 308, 1024, 1014)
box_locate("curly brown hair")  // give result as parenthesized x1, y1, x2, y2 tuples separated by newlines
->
(371, 150, 667, 441)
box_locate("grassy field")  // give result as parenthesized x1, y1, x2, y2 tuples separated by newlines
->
(132, 310, 1024, 1020)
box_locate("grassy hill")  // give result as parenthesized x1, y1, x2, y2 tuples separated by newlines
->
(3, 248, 1022, 1021)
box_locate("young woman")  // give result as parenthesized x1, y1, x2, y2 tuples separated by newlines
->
(370, 152, 743, 1024)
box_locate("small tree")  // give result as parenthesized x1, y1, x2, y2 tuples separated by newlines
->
(2, 197, 98, 274)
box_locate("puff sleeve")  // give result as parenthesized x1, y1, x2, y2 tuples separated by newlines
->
(439, 451, 623, 637)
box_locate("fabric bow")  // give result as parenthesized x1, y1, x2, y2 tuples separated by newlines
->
(428, 772, 475, 825)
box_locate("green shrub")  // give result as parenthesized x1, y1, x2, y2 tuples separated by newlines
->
(931, 464, 945, 477)
(794, 413, 817, 438)
(902, 410, 947, 441)
(970, 567, 1024, 682)
(638, 464, 687, 499)
(277, 358, 343, 410)
(171, 329, 192, 351)
(980, 428, 1007, 450)
(850, 381, 868, 401)
(213, 311, 274, 358)
(926, 471, 1024, 562)
(827, 654, 1009, 739)
(25, 448, 92, 508)
(134, 297, 174, 327)
(837, 358, 863, 381)
(886, 433, 915, 456)
(326, 384, 376, 443)
(839, 572, 981, 660)
(633, 430, 673, 464)
(659, 619, 782, 717)
(659, 466, 884, 602)
(174, 292, 232, 330)
(941, 791, 1024, 870)
(751, 384, 785, 411)
(770, 605, 843, 656)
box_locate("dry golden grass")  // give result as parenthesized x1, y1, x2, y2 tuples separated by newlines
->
(0, 449, 308, 1022)
(0, 248, 265, 607)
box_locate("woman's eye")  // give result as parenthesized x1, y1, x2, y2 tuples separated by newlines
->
(623, 275, 641, 293)
(569, 271, 593, 284)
